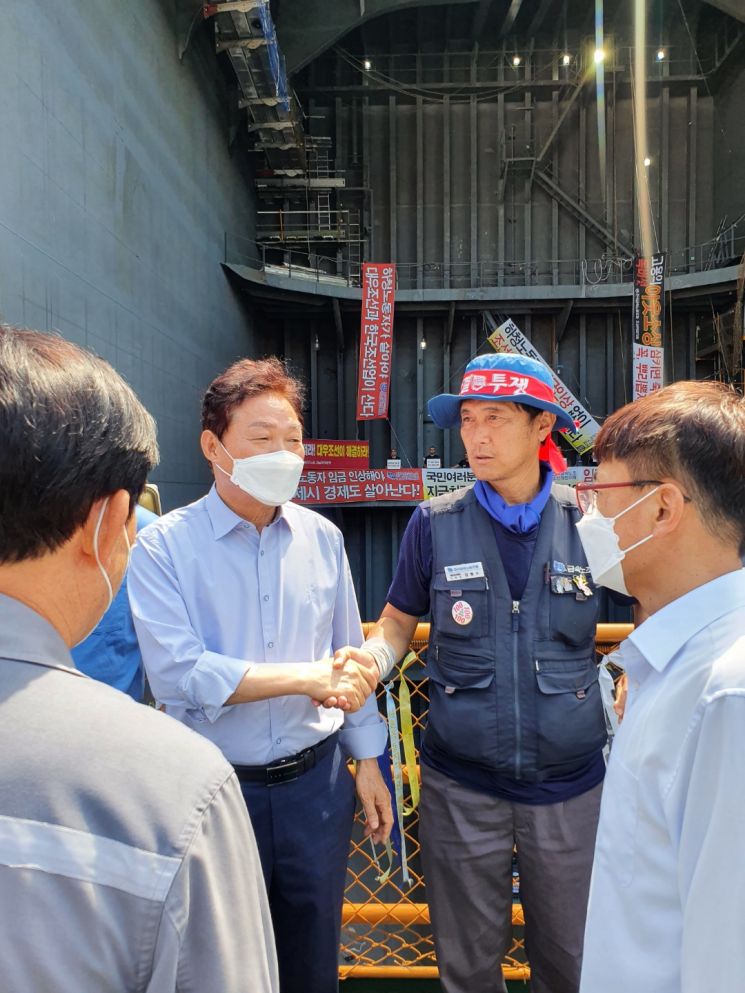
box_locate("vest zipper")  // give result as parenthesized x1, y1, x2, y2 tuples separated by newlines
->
(512, 599, 521, 778)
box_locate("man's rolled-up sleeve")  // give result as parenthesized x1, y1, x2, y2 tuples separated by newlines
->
(128, 532, 250, 722)
(340, 692, 389, 759)
(330, 535, 388, 760)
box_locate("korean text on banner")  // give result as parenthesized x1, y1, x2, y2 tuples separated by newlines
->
(632, 254, 665, 400)
(295, 469, 422, 505)
(303, 439, 370, 470)
(487, 318, 600, 456)
(555, 466, 597, 485)
(422, 468, 475, 499)
(356, 263, 396, 420)
(294, 466, 597, 505)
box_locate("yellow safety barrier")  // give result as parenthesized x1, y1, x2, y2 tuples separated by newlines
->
(340, 622, 633, 981)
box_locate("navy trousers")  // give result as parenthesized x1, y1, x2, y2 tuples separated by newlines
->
(239, 743, 356, 993)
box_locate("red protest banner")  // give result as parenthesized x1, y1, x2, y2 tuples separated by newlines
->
(356, 263, 395, 419)
(303, 439, 370, 470)
(295, 469, 422, 505)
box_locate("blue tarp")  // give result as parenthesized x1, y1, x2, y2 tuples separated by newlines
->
(258, 2, 290, 112)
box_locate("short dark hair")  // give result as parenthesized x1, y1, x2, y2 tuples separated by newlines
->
(514, 402, 543, 422)
(0, 325, 159, 563)
(594, 380, 745, 551)
(201, 356, 305, 439)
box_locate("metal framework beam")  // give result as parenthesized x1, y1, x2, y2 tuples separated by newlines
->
(555, 300, 573, 344)
(300, 71, 709, 96)
(499, 0, 525, 38)
(445, 300, 456, 349)
(704, 0, 745, 24)
(527, 0, 554, 35)
(204, 1, 261, 14)
(535, 81, 584, 165)
(216, 37, 268, 53)
(470, 0, 495, 44)
(534, 168, 633, 257)
(332, 298, 345, 351)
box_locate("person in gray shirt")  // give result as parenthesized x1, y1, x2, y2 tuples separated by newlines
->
(0, 324, 278, 993)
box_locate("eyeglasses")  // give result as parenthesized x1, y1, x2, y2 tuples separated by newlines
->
(575, 480, 663, 515)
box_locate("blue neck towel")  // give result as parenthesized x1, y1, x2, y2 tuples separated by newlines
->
(473, 465, 554, 534)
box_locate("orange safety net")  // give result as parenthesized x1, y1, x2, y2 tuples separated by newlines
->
(340, 622, 633, 981)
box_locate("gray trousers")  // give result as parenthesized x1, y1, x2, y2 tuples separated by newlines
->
(419, 763, 602, 993)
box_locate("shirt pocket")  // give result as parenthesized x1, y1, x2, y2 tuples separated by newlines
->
(431, 574, 490, 641)
(304, 580, 336, 653)
(594, 758, 639, 888)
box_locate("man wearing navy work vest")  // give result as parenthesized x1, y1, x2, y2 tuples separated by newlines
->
(332, 353, 607, 993)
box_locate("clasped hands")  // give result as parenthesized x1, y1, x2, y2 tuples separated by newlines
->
(308, 647, 379, 712)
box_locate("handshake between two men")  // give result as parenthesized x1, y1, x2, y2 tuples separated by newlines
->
(313, 607, 417, 711)
(307, 649, 380, 711)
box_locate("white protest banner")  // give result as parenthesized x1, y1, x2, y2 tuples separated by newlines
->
(422, 467, 475, 499)
(487, 318, 600, 456)
(554, 466, 597, 486)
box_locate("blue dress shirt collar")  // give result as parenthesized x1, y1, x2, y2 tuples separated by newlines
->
(628, 567, 745, 675)
(205, 484, 295, 540)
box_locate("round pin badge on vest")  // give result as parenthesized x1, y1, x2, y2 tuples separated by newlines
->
(451, 600, 473, 626)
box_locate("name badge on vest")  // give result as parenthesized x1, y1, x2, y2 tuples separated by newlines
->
(444, 561, 485, 582)
(451, 600, 474, 626)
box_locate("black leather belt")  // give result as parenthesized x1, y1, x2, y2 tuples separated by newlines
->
(232, 732, 339, 787)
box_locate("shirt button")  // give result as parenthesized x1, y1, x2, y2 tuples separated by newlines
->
(275, 738, 282, 745)
(260, 550, 265, 556)
(267, 642, 274, 648)
(263, 595, 270, 601)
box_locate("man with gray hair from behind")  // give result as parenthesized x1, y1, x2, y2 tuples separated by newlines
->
(0, 325, 278, 993)
(576, 380, 745, 993)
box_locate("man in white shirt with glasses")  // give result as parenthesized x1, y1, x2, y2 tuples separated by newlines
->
(575, 380, 745, 993)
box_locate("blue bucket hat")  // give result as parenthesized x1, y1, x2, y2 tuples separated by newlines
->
(428, 352, 575, 433)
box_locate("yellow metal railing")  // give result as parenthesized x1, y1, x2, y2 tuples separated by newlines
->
(340, 622, 632, 981)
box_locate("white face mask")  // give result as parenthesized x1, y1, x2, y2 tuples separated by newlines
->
(74, 497, 132, 647)
(215, 442, 304, 506)
(575, 486, 660, 596)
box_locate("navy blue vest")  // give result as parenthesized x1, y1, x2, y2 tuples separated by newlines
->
(426, 484, 607, 782)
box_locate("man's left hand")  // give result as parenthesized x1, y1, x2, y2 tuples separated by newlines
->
(614, 672, 629, 724)
(354, 758, 393, 844)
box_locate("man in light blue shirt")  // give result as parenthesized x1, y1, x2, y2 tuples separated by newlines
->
(129, 356, 391, 993)
(574, 380, 745, 993)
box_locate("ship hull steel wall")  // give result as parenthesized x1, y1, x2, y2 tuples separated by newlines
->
(0, 0, 258, 509)
(308, 78, 718, 275)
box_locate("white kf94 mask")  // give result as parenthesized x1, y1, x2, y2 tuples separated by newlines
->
(575, 486, 660, 596)
(215, 443, 304, 506)
(74, 497, 132, 647)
